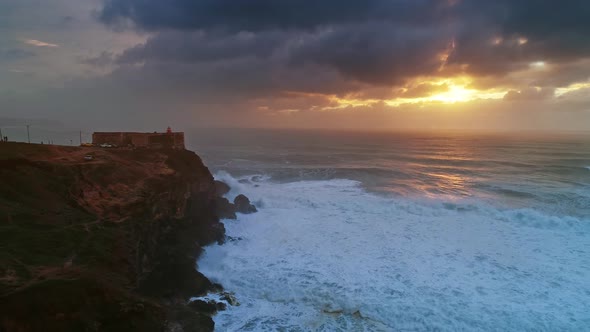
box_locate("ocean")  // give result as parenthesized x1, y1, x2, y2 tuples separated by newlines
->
(190, 129, 590, 331)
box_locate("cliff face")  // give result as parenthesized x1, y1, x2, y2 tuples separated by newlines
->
(0, 143, 225, 331)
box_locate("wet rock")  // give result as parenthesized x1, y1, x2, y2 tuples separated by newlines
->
(188, 300, 217, 314)
(211, 283, 223, 292)
(226, 236, 243, 243)
(213, 197, 236, 219)
(213, 180, 230, 197)
(233, 194, 257, 214)
(220, 292, 240, 306)
(215, 302, 227, 311)
(167, 305, 214, 332)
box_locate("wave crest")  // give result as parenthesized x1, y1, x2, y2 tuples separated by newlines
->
(201, 174, 589, 331)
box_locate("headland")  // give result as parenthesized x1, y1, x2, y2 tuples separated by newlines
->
(0, 141, 241, 331)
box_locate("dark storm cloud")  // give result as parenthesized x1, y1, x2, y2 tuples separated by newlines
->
(87, 52, 360, 104)
(97, 0, 453, 86)
(117, 30, 286, 64)
(94, 0, 590, 99)
(448, 0, 590, 75)
(102, 0, 588, 82)
(103, 21, 455, 87)
(99, 0, 450, 32)
(288, 22, 452, 85)
(483, 0, 590, 39)
(97, 0, 456, 85)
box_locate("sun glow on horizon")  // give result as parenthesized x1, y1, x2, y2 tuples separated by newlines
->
(332, 77, 508, 110)
(273, 75, 590, 114)
(385, 77, 506, 106)
(278, 76, 509, 112)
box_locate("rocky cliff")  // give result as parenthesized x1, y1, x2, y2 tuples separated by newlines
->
(0, 143, 227, 331)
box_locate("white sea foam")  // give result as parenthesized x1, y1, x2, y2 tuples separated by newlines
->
(199, 174, 590, 331)
(189, 293, 228, 306)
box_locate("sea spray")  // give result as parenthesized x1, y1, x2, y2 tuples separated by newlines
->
(199, 174, 590, 331)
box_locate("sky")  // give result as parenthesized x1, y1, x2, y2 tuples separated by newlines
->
(1, 0, 590, 132)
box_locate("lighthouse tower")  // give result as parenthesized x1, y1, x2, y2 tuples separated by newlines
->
(166, 126, 172, 134)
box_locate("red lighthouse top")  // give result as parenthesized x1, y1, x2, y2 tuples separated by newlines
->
(166, 126, 172, 134)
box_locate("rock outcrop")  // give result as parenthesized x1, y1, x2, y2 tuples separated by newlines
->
(212, 181, 258, 218)
(213, 180, 231, 197)
(234, 194, 258, 214)
(0, 143, 228, 331)
(214, 197, 237, 220)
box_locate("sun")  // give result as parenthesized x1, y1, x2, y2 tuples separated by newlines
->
(385, 77, 507, 106)
(428, 85, 476, 103)
(297, 76, 510, 111)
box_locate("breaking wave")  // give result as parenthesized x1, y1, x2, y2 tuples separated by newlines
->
(199, 173, 590, 331)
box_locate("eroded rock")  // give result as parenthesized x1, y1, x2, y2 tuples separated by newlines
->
(188, 300, 217, 314)
(214, 197, 237, 219)
(220, 292, 240, 306)
(213, 180, 230, 197)
(233, 194, 257, 214)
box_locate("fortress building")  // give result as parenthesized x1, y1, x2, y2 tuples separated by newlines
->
(92, 127, 185, 149)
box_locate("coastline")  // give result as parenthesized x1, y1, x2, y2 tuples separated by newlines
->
(0, 142, 240, 331)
